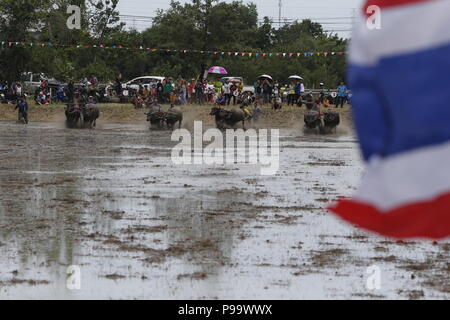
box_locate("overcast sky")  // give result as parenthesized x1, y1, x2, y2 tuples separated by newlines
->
(117, 0, 365, 38)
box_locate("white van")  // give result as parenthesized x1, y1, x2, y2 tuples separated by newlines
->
(124, 76, 165, 90)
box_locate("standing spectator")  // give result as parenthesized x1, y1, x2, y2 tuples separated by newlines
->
(262, 79, 270, 104)
(67, 80, 75, 102)
(163, 79, 174, 104)
(195, 80, 204, 104)
(222, 80, 232, 106)
(56, 86, 66, 102)
(230, 82, 238, 105)
(180, 80, 187, 105)
(254, 80, 262, 104)
(295, 81, 304, 106)
(188, 80, 195, 104)
(336, 82, 348, 108)
(15, 96, 29, 124)
(115, 74, 123, 96)
(15, 82, 23, 96)
(287, 85, 295, 106)
(156, 80, 163, 103)
(319, 82, 325, 104)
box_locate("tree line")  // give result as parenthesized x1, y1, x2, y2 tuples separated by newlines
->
(0, 0, 348, 87)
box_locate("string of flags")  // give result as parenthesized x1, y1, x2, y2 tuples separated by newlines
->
(0, 41, 345, 58)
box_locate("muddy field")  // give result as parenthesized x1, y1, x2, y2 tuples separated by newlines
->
(0, 104, 448, 300)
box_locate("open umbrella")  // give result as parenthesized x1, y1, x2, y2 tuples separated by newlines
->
(258, 74, 273, 81)
(288, 75, 303, 81)
(208, 66, 228, 75)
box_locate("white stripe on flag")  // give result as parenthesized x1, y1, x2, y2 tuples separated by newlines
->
(354, 140, 450, 211)
(349, 0, 450, 66)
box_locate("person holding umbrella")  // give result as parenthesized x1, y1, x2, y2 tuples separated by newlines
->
(257, 75, 273, 105)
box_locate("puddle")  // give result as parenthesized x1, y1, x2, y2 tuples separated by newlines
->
(0, 122, 448, 299)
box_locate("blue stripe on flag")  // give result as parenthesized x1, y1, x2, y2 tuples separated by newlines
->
(349, 42, 450, 160)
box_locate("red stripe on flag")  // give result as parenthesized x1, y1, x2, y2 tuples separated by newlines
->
(364, 0, 436, 11)
(329, 192, 450, 239)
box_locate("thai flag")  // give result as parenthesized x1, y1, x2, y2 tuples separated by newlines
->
(330, 0, 450, 239)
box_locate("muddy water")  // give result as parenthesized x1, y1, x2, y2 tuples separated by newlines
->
(0, 121, 448, 300)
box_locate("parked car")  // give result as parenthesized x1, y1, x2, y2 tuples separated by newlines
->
(21, 72, 65, 95)
(124, 76, 165, 90)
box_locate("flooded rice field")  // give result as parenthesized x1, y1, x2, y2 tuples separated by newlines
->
(0, 121, 448, 300)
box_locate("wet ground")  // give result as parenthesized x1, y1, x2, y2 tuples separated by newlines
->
(0, 121, 448, 300)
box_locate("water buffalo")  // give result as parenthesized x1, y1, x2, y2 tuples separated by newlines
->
(304, 110, 323, 133)
(65, 104, 82, 128)
(210, 107, 246, 130)
(272, 97, 282, 110)
(322, 111, 340, 134)
(82, 105, 100, 129)
(146, 107, 182, 130)
(165, 108, 183, 130)
(147, 111, 166, 130)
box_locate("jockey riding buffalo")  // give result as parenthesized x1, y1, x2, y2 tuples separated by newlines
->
(210, 106, 246, 130)
(65, 103, 82, 128)
(146, 107, 182, 130)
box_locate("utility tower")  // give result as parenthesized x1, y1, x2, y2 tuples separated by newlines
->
(278, 0, 282, 27)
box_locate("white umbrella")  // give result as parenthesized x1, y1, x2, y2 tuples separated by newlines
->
(289, 75, 303, 81)
(258, 74, 273, 81)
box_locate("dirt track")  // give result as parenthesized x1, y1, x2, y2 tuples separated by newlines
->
(0, 102, 354, 128)
(0, 104, 448, 300)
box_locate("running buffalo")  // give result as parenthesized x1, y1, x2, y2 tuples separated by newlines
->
(82, 105, 100, 129)
(165, 108, 183, 130)
(322, 111, 340, 134)
(210, 107, 246, 130)
(304, 110, 323, 133)
(146, 107, 183, 130)
(65, 104, 82, 128)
